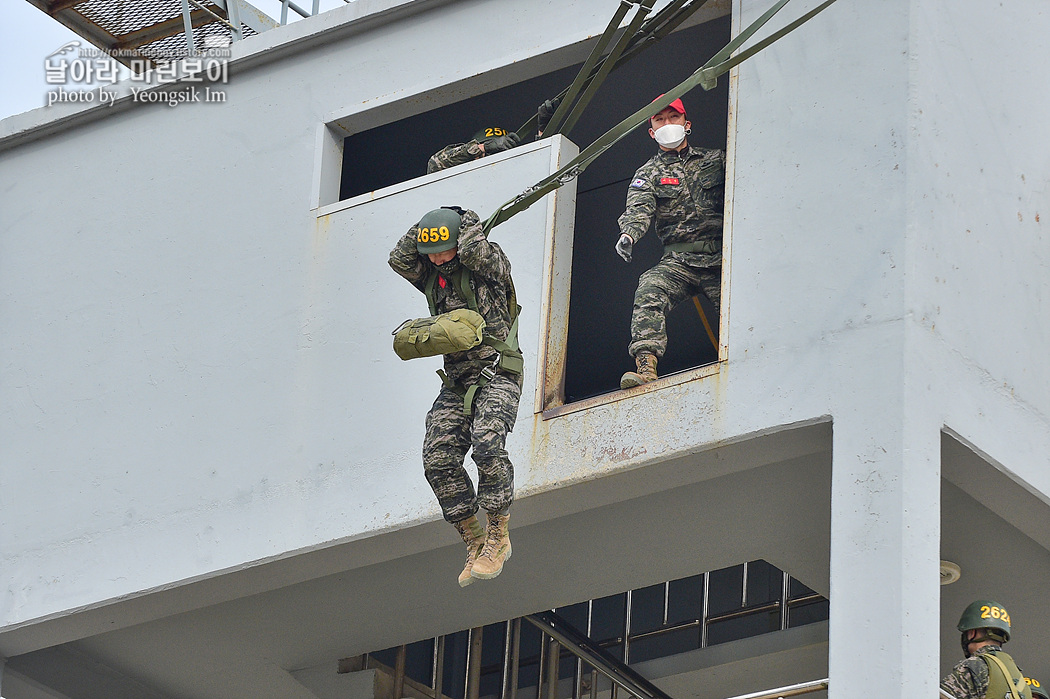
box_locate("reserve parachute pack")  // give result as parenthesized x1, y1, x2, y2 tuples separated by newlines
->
(392, 308, 487, 360)
(392, 264, 523, 415)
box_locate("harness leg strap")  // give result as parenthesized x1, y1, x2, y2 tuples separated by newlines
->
(461, 366, 497, 416)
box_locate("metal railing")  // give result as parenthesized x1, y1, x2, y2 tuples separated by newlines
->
(174, 0, 352, 52)
(350, 611, 828, 699)
(525, 611, 673, 699)
(270, 0, 350, 25)
(725, 679, 828, 699)
(347, 565, 828, 699)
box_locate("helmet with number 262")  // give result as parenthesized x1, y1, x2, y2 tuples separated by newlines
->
(957, 600, 1012, 643)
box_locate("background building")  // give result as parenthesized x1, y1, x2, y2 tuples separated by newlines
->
(1, 0, 1048, 697)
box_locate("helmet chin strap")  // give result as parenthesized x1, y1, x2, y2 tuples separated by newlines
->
(962, 629, 1007, 656)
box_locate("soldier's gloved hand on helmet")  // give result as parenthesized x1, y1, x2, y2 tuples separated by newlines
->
(537, 96, 562, 135)
(481, 132, 521, 154)
(615, 233, 634, 262)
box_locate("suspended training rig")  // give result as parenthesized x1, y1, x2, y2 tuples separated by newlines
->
(484, 0, 841, 236)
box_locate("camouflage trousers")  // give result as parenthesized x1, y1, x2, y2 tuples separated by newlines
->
(628, 253, 721, 358)
(422, 373, 521, 523)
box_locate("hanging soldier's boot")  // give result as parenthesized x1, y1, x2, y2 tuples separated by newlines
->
(470, 510, 511, 580)
(452, 514, 486, 587)
(620, 351, 658, 389)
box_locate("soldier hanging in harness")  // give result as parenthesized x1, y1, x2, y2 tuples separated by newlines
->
(389, 206, 523, 586)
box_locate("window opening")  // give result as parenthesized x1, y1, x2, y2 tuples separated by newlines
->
(339, 14, 730, 407)
(339, 67, 579, 200)
(564, 15, 730, 403)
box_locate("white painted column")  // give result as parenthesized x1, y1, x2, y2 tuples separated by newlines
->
(827, 350, 942, 698)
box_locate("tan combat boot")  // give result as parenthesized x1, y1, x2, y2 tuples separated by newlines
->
(620, 351, 658, 389)
(452, 515, 486, 587)
(470, 511, 511, 580)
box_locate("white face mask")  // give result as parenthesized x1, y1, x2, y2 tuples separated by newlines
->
(652, 123, 686, 149)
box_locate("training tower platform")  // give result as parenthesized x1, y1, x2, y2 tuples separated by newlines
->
(1, 0, 1048, 697)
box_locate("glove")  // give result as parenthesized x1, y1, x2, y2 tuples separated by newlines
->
(442, 206, 466, 216)
(615, 233, 634, 262)
(537, 96, 562, 134)
(482, 132, 521, 154)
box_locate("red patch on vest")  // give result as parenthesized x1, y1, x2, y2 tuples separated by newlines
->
(438, 276, 447, 288)
(660, 177, 680, 185)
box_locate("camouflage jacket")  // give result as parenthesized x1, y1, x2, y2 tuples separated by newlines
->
(941, 646, 1025, 699)
(388, 209, 516, 383)
(427, 140, 485, 174)
(617, 144, 725, 263)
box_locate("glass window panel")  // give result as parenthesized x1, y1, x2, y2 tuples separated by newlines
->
(789, 599, 830, 627)
(480, 666, 502, 698)
(628, 626, 700, 664)
(666, 575, 703, 625)
(406, 638, 435, 686)
(481, 622, 506, 668)
(557, 645, 578, 681)
(555, 601, 590, 634)
(707, 564, 744, 616)
(706, 610, 779, 646)
(371, 646, 398, 669)
(744, 560, 782, 606)
(789, 577, 818, 598)
(516, 622, 543, 692)
(630, 583, 666, 635)
(589, 594, 626, 646)
(442, 630, 470, 699)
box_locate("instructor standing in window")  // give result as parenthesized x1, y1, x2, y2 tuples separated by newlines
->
(615, 96, 725, 389)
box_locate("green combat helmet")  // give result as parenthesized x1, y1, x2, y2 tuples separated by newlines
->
(957, 599, 1012, 653)
(473, 127, 511, 143)
(415, 207, 462, 254)
(1025, 678, 1049, 699)
(472, 127, 521, 155)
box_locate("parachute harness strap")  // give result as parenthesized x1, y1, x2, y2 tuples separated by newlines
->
(984, 652, 1028, 699)
(487, 0, 842, 236)
(517, 0, 716, 139)
(428, 266, 523, 416)
(542, 0, 639, 138)
(558, 0, 657, 137)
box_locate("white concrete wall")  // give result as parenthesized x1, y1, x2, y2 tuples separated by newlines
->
(908, 0, 1050, 491)
(0, 0, 602, 630)
(0, 128, 574, 628)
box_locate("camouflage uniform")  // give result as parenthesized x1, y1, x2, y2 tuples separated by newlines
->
(427, 141, 485, 174)
(389, 209, 522, 523)
(941, 646, 1027, 699)
(618, 145, 725, 358)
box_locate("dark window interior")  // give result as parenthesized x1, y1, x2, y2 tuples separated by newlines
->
(342, 17, 730, 403)
(365, 560, 828, 696)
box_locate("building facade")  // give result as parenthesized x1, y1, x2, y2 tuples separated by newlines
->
(1, 0, 1048, 697)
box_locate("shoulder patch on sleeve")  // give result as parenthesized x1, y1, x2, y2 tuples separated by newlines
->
(630, 178, 647, 189)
